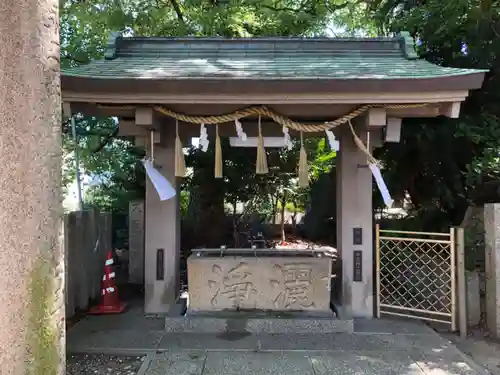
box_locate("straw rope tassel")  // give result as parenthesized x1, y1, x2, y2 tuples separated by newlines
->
(298, 132, 308, 188)
(256, 115, 268, 174)
(174, 120, 186, 177)
(215, 124, 223, 178)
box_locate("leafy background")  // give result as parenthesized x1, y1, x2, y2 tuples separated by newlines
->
(60, 0, 500, 257)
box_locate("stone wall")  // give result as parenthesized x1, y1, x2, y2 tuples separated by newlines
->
(484, 204, 500, 337)
(64, 210, 112, 318)
(461, 206, 485, 327)
(461, 206, 485, 274)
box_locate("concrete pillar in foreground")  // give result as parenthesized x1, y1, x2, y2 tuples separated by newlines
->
(0, 0, 65, 373)
(144, 125, 180, 314)
(337, 122, 374, 318)
(484, 204, 500, 337)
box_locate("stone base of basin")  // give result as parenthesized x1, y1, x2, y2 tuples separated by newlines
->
(187, 254, 332, 312)
(164, 315, 353, 334)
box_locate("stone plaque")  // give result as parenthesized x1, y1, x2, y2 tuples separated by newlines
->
(353, 250, 362, 282)
(187, 256, 332, 312)
(353, 227, 362, 245)
(128, 200, 145, 284)
(156, 249, 164, 281)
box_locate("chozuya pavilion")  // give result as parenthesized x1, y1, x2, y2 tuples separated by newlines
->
(61, 31, 485, 320)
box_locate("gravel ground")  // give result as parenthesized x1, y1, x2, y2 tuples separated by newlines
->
(273, 234, 337, 254)
(66, 354, 145, 375)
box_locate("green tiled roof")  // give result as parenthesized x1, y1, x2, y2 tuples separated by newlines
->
(62, 32, 484, 80)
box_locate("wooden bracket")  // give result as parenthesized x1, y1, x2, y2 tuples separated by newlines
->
(440, 102, 461, 118)
(62, 102, 72, 120)
(135, 107, 159, 130)
(385, 118, 402, 143)
(366, 108, 387, 128)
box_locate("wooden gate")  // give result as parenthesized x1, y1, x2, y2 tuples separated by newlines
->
(375, 225, 456, 330)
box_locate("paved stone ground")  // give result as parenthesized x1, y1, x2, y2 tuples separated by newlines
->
(443, 330, 500, 374)
(142, 350, 480, 375)
(67, 308, 489, 374)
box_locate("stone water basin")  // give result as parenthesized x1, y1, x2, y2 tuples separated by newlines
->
(187, 249, 332, 313)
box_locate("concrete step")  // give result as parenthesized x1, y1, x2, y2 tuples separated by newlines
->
(69, 330, 452, 356)
(164, 316, 353, 334)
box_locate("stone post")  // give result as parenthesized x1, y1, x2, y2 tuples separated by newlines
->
(0, 0, 65, 373)
(144, 124, 180, 314)
(484, 204, 500, 337)
(336, 122, 374, 318)
(129, 200, 145, 285)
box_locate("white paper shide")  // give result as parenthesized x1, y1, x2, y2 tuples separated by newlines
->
(142, 159, 176, 201)
(369, 163, 393, 208)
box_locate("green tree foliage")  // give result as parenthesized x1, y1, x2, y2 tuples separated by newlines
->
(61, 115, 145, 212)
(61, 0, 500, 238)
(59, 0, 344, 217)
(364, 0, 500, 229)
(60, 0, 358, 71)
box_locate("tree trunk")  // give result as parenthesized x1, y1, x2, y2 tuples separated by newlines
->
(232, 201, 239, 247)
(291, 213, 297, 233)
(271, 194, 278, 224)
(280, 195, 287, 243)
(0, 1, 64, 374)
(186, 166, 226, 247)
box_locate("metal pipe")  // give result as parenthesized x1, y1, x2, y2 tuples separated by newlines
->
(450, 227, 457, 332)
(150, 130, 154, 161)
(378, 229, 451, 237)
(379, 303, 452, 317)
(375, 223, 381, 318)
(71, 116, 83, 211)
(455, 227, 467, 338)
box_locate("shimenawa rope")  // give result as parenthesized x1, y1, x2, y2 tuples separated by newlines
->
(154, 103, 426, 168)
(153, 103, 426, 133)
(97, 103, 427, 176)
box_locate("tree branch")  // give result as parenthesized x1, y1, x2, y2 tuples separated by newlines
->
(324, 0, 363, 13)
(92, 126, 119, 153)
(169, 0, 185, 24)
(260, 4, 304, 13)
(259, 0, 361, 14)
(61, 53, 88, 65)
(258, 0, 311, 13)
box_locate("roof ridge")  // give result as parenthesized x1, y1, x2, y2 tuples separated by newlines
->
(103, 32, 418, 61)
(398, 31, 418, 60)
(117, 36, 399, 42)
(104, 32, 121, 60)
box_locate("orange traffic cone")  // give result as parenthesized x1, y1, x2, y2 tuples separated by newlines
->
(89, 251, 127, 315)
